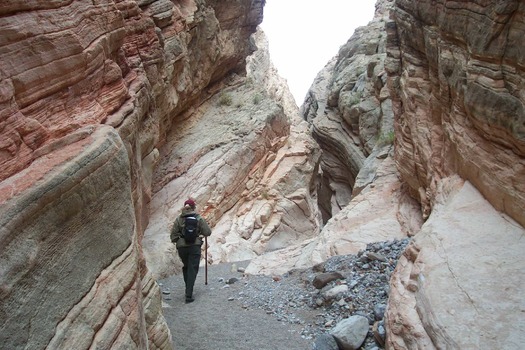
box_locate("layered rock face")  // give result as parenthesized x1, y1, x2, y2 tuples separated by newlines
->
(384, 0, 525, 348)
(386, 0, 525, 225)
(256, 0, 525, 347)
(143, 29, 321, 278)
(0, 126, 147, 349)
(246, 0, 423, 275)
(0, 0, 263, 349)
(302, 0, 397, 222)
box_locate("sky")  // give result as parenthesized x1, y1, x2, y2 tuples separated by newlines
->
(260, 0, 377, 104)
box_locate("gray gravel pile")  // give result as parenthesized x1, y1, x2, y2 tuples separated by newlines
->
(233, 238, 410, 349)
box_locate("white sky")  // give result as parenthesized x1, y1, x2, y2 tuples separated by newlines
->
(260, 0, 377, 104)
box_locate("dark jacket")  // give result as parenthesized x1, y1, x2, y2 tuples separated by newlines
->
(170, 207, 212, 248)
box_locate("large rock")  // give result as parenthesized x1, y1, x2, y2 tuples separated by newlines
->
(0, 126, 165, 349)
(313, 272, 344, 289)
(383, 1, 525, 348)
(385, 177, 525, 349)
(330, 315, 369, 350)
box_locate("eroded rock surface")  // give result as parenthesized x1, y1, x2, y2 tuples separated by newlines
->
(3, 0, 525, 349)
(0, 1, 263, 348)
(302, 0, 395, 221)
(245, 0, 419, 277)
(386, 177, 525, 349)
(262, 0, 525, 348)
(386, 0, 525, 225)
(0, 126, 157, 349)
(383, 0, 525, 348)
(245, 156, 421, 275)
(143, 29, 321, 278)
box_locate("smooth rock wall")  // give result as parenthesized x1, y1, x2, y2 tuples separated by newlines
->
(385, 177, 525, 349)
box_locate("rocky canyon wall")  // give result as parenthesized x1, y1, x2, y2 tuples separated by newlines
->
(246, 0, 423, 275)
(2, 0, 524, 349)
(0, 0, 264, 349)
(143, 28, 322, 278)
(260, 0, 525, 348)
(386, 0, 525, 225)
(384, 0, 525, 348)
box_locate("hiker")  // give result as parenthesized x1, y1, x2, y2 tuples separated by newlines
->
(170, 198, 212, 303)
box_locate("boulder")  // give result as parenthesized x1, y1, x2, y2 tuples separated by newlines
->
(313, 272, 344, 289)
(330, 315, 369, 350)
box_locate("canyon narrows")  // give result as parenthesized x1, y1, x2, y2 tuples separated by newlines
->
(1, 0, 524, 349)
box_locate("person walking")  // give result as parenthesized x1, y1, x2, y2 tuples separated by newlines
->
(170, 198, 212, 303)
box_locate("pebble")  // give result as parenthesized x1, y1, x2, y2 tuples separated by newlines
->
(374, 304, 386, 320)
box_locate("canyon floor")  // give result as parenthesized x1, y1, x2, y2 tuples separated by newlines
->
(159, 260, 313, 350)
(159, 239, 409, 349)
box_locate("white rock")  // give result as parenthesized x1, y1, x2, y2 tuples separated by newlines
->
(330, 315, 369, 350)
(386, 178, 525, 349)
(323, 285, 349, 300)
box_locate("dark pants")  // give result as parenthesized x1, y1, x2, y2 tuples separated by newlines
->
(177, 244, 201, 298)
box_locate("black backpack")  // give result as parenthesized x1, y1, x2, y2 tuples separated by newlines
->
(182, 214, 199, 243)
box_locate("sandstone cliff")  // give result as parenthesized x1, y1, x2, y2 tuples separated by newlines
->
(2, 0, 525, 349)
(0, 1, 264, 349)
(143, 28, 321, 278)
(384, 0, 525, 348)
(246, 0, 423, 275)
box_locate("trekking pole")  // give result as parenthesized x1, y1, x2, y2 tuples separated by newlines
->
(204, 236, 208, 285)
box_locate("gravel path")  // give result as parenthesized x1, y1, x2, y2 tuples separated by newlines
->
(159, 260, 314, 350)
(159, 238, 410, 350)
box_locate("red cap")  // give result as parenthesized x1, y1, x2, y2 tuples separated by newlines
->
(184, 199, 196, 208)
